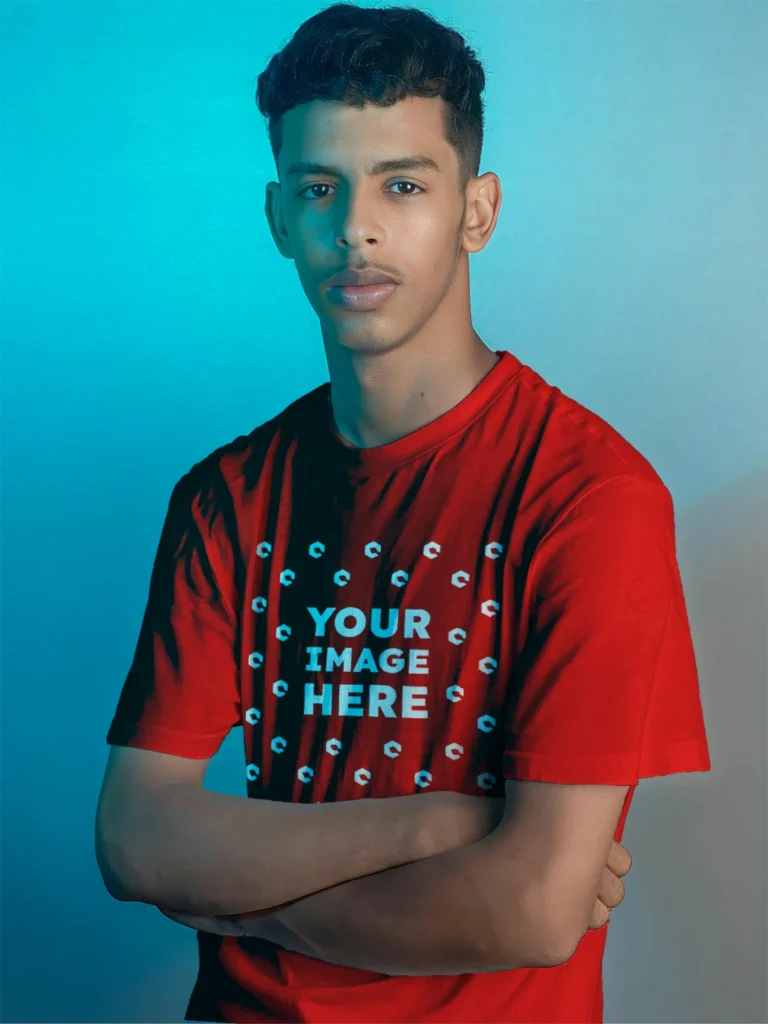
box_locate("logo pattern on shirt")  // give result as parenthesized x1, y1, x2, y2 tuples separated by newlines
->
(242, 536, 506, 795)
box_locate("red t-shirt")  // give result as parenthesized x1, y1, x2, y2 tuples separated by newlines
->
(107, 349, 711, 1023)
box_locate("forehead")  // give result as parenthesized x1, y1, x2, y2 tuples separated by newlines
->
(279, 95, 453, 176)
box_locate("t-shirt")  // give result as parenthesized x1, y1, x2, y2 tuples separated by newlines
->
(106, 348, 711, 1023)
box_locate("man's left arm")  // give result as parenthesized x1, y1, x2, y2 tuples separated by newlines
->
(160, 780, 631, 977)
(161, 834, 553, 976)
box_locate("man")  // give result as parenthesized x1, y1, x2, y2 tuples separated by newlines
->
(95, 4, 711, 1022)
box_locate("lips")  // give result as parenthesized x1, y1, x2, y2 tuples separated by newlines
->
(327, 280, 398, 311)
(325, 268, 399, 288)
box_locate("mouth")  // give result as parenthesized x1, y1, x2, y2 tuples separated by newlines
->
(327, 281, 398, 311)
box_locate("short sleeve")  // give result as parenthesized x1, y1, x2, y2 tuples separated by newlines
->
(106, 471, 242, 758)
(502, 474, 712, 785)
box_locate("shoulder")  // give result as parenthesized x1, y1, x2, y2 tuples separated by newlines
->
(508, 363, 672, 541)
(172, 381, 329, 502)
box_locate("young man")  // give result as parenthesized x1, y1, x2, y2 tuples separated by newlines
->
(95, 4, 711, 1022)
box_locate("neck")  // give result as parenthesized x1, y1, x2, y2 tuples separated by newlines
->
(326, 332, 499, 450)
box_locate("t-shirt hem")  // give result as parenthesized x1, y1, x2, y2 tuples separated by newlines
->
(503, 735, 711, 784)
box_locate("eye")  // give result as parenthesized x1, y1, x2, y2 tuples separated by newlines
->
(298, 180, 423, 200)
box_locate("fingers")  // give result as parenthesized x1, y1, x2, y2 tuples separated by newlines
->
(587, 898, 611, 931)
(587, 842, 632, 932)
(606, 839, 632, 878)
(597, 864, 626, 910)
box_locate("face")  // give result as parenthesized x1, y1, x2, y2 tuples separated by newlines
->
(264, 95, 500, 357)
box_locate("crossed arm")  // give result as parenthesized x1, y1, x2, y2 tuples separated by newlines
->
(159, 828, 554, 976)
(158, 781, 631, 976)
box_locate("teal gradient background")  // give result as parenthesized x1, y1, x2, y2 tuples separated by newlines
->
(1, 2, 765, 1022)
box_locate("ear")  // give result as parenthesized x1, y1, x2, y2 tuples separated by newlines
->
(264, 181, 293, 260)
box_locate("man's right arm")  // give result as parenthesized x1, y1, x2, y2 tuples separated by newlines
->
(95, 745, 502, 919)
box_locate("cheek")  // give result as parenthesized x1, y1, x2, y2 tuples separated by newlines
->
(425, 233, 462, 279)
(403, 216, 457, 263)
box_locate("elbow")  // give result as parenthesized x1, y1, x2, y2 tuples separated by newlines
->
(527, 888, 586, 969)
(504, 921, 574, 971)
(494, 875, 581, 971)
(94, 818, 151, 905)
(531, 919, 580, 969)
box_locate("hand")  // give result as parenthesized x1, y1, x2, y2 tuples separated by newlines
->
(587, 839, 633, 930)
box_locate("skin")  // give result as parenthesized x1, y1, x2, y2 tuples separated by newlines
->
(162, 839, 630, 932)
(264, 94, 504, 449)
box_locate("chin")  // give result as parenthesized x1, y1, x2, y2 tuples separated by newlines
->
(324, 318, 407, 355)
(333, 333, 407, 356)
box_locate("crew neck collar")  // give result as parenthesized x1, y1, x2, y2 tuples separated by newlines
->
(319, 349, 523, 470)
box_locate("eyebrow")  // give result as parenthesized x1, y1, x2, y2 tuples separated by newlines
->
(285, 154, 441, 177)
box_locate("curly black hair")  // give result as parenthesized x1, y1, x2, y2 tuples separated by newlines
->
(255, 3, 486, 192)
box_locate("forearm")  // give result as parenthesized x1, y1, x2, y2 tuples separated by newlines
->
(103, 782, 502, 920)
(186, 839, 551, 976)
(101, 783, 438, 917)
(273, 842, 551, 975)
